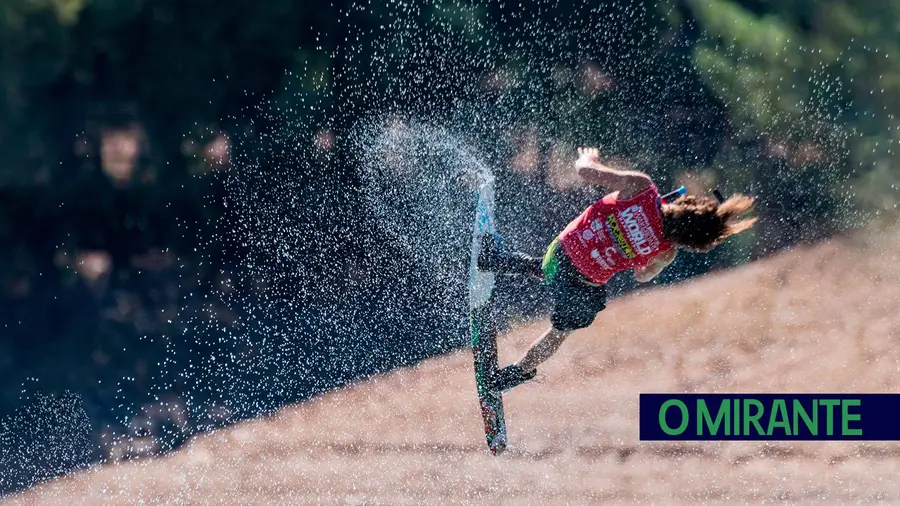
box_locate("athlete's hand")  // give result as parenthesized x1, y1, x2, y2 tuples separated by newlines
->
(574, 145, 652, 198)
(575, 146, 602, 171)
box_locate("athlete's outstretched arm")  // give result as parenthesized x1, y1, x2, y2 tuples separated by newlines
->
(516, 326, 572, 373)
(575, 147, 652, 199)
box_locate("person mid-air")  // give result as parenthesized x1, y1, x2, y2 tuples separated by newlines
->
(478, 147, 757, 392)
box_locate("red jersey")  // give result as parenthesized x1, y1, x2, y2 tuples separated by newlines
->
(558, 185, 673, 284)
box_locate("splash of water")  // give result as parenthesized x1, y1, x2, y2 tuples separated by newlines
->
(356, 119, 496, 306)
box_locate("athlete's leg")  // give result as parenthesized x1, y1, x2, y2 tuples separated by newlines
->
(489, 326, 572, 392)
(490, 241, 605, 392)
(477, 234, 543, 278)
(516, 326, 572, 373)
(488, 239, 602, 393)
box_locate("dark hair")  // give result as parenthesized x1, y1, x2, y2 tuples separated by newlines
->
(661, 194, 756, 252)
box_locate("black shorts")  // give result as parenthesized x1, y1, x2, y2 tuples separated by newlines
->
(541, 239, 607, 331)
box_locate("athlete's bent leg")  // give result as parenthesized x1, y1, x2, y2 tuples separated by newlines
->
(489, 326, 571, 392)
(477, 234, 543, 278)
(516, 326, 571, 373)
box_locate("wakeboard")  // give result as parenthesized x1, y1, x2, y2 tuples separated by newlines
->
(468, 173, 507, 455)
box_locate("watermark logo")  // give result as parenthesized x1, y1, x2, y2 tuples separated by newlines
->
(640, 394, 900, 441)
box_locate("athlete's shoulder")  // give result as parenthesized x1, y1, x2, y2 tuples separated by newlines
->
(600, 190, 621, 205)
(617, 174, 655, 200)
(599, 184, 660, 207)
(617, 181, 659, 202)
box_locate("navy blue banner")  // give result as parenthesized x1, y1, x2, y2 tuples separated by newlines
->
(640, 394, 900, 441)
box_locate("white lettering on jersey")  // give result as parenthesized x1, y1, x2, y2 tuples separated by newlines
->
(619, 205, 659, 255)
(603, 246, 619, 266)
(589, 249, 611, 269)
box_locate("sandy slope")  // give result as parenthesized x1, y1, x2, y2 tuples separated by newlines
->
(7, 221, 900, 504)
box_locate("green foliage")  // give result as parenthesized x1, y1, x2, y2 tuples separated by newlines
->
(685, 0, 900, 227)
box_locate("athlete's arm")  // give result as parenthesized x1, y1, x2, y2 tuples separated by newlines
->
(574, 147, 652, 199)
(633, 249, 677, 283)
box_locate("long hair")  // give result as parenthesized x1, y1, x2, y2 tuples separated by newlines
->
(661, 194, 757, 252)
